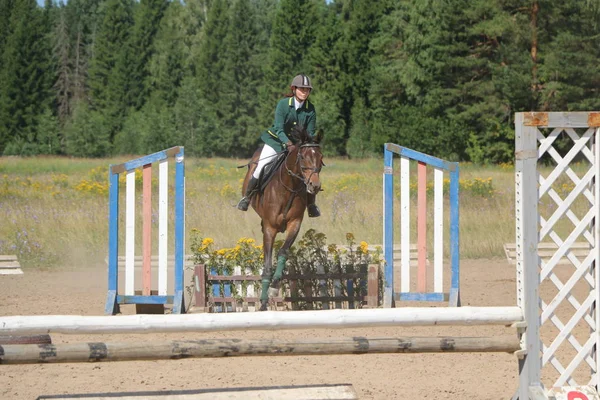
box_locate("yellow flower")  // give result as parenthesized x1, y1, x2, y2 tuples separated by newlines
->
(202, 238, 214, 246)
(328, 244, 338, 254)
(359, 241, 369, 254)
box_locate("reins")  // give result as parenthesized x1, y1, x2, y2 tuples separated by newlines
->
(236, 150, 285, 169)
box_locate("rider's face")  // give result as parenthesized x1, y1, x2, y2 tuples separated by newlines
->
(294, 86, 311, 102)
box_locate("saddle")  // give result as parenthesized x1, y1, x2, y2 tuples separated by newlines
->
(255, 150, 287, 194)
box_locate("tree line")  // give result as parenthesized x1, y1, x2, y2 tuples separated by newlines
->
(1, 0, 599, 162)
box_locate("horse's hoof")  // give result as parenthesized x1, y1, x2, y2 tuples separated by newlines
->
(268, 287, 279, 298)
(259, 301, 268, 311)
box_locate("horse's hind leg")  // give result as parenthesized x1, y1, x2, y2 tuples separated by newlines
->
(269, 219, 302, 297)
(259, 225, 277, 311)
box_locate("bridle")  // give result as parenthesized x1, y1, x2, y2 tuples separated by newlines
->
(281, 143, 322, 192)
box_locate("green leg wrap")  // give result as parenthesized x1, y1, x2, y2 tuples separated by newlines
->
(260, 278, 271, 301)
(273, 255, 286, 281)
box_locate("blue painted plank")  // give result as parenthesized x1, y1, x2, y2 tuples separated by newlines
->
(117, 295, 174, 304)
(449, 165, 461, 307)
(397, 292, 446, 302)
(211, 267, 222, 313)
(383, 146, 394, 307)
(116, 147, 181, 173)
(172, 147, 185, 314)
(385, 143, 457, 171)
(222, 270, 233, 312)
(105, 170, 120, 315)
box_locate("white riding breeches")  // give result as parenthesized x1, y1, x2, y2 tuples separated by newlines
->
(253, 144, 278, 179)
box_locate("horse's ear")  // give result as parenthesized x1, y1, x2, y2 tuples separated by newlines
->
(314, 129, 324, 144)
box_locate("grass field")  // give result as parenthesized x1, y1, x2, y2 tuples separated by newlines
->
(0, 154, 520, 269)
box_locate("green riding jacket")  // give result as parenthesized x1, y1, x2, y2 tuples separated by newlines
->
(260, 96, 316, 152)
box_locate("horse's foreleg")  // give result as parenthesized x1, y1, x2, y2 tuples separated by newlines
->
(260, 226, 277, 311)
(269, 220, 303, 297)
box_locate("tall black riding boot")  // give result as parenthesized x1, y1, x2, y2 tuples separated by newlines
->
(237, 177, 258, 211)
(307, 192, 321, 218)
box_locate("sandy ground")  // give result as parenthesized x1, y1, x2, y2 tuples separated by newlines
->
(0, 259, 521, 399)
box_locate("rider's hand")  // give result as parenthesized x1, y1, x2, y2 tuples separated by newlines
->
(286, 142, 296, 152)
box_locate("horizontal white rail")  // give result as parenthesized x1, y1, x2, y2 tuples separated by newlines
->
(0, 307, 523, 335)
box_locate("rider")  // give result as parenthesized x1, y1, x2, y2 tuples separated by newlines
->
(237, 74, 320, 218)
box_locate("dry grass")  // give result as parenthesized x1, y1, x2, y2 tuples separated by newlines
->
(0, 155, 523, 269)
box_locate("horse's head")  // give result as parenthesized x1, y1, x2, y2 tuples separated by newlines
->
(289, 126, 323, 195)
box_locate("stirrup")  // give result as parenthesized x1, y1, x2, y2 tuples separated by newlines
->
(307, 204, 321, 218)
(237, 197, 250, 211)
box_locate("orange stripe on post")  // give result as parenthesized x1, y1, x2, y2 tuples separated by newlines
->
(142, 164, 152, 296)
(417, 161, 427, 293)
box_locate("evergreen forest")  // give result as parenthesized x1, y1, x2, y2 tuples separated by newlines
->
(1, 0, 600, 162)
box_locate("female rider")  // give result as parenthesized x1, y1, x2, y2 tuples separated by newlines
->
(237, 74, 320, 217)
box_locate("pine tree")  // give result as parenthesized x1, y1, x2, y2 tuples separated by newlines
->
(174, 76, 207, 156)
(87, 0, 134, 111)
(333, 0, 389, 156)
(0, 0, 15, 70)
(263, 0, 318, 102)
(537, 1, 600, 111)
(220, 0, 264, 156)
(64, 100, 111, 157)
(64, 0, 103, 104)
(53, 6, 71, 127)
(308, 2, 346, 155)
(86, 0, 134, 150)
(127, 0, 168, 109)
(147, 1, 187, 105)
(0, 0, 54, 155)
(195, 0, 230, 155)
(367, 0, 533, 162)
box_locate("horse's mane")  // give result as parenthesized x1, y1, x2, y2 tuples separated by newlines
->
(289, 125, 317, 145)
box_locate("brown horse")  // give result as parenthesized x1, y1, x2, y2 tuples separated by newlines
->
(241, 126, 323, 311)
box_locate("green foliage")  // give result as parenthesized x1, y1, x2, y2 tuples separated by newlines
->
(33, 108, 62, 155)
(64, 101, 111, 157)
(2, 0, 600, 162)
(116, 96, 181, 156)
(87, 0, 134, 149)
(219, 0, 264, 156)
(285, 229, 382, 277)
(307, 4, 347, 155)
(127, 0, 168, 109)
(346, 97, 374, 157)
(189, 232, 265, 300)
(189, 228, 382, 308)
(0, 0, 54, 155)
(263, 0, 318, 100)
(147, 0, 187, 105)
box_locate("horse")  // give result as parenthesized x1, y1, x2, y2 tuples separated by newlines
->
(241, 126, 324, 311)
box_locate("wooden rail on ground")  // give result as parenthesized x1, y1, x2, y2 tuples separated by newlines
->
(0, 335, 521, 364)
(0, 255, 22, 275)
(113, 255, 195, 269)
(368, 244, 428, 265)
(503, 242, 591, 265)
(0, 334, 51, 345)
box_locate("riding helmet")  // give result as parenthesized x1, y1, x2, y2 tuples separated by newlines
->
(290, 74, 313, 89)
